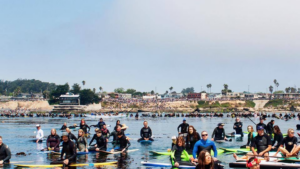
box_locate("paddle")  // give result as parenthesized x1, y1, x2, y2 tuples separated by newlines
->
(247, 116, 257, 125)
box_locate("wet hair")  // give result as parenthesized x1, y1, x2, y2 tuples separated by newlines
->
(197, 150, 214, 169)
(78, 129, 85, 137)
(247, 125, 254, 139)
(116, 120, 120, 124)
(274, 125, 281, 134)
(187, 126, 199, 142)
(176, 136, 185, 147)
(95, 128, 99, 132)
(50, 128, 57, 136)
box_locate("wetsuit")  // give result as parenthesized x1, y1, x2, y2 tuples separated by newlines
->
(109, 130, 125, 143)
(233, 122, 243, 137)
(138, 126, 154, 141)
(68, 132, 77, 143)
(101, 128, 110, 138)
(60, 125, 67, 130)
(193, 139, 217, 158)
(0, 143, 11, 163)
(195, 161, 224, 169)
(256, 123, 267, 132)
(89, 134, 98, 146)
(246, 132, 257, 146)
(272, 132, 283, 150)
(77, 136, 88, 152)
(266, 122, 274, 136)
(114, 135, 130, 151)
(89, 135, 107, 151)
(80, 123, 90, 134)
(114, 124, 122, 131)
(212, 127, 225, 140)
(97, 121, 106, 130)
(186, 132, 201, 154)
(177, 123, 189, 133)
(251, 133, 272, 154)
(171, 144, 193, 166)
(60, 140, 76, 165)
(281, 136, 297, 152)
(46, 135, 60, 152)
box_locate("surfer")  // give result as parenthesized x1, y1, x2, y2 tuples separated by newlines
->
(65, 128, 77, 143)
(271, 125, 283, 151)
(177, 119, 189, 134)
(112, 131, 131, 153)
(79, 119, 90, 136)
(266, 120, 275, 138)
(186, 126, 200, 154)
(46, 129, 60, 152)
(138, 121, 154, 142)
(60, 122, 67, 130)
(249, 126, 272, 161)
(101, 124, 110, 142)
(114, 120, 122, 131)
(35, 124, 44, 143)
(211, 123, 227, 141)
(52, 132, 76, 166)
(89, 130, 107, 151)
(97, 118, 106, 130)
(274, 128, 299, 157)
(0, 136, 11, 165)
(233, 118, 243, 137)
(171, 136, 195, 167)
(256, 118, 267, 132)
(89, 128, 100, 146)
(196, 150, 223, 169)
(77, 129, 88, 152)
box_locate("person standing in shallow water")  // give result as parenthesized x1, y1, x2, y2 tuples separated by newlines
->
(233, 118, 243, 137)
(36, 124, 44, 143)
(177, 119, 189, 134)
(0, 136, 11, 165)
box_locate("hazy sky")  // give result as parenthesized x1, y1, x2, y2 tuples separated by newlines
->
(1, 0, 299, 93)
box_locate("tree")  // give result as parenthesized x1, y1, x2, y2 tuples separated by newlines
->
(13, 87, 22, 96)
(224, 84, 228, 91)
(181, 87, 195, 95)
(151, 90, 155, 95)
(99, 86, 103, 93)
(93, 88, 96, 93)
(269, 85, 273, 94)
(43, 90, 50, 99)
(114, 88, 124, 93)
(276, 82, 279, 91)
(291, 87, 297, 93)
(82, 81, 85, 88)
(169, 86, 173, 93)
(165, 90, 168, 95)
(274, 79, 279, 91)
(70, 83, 81, 94)
(206, 84, 209, 93)
(48, 83, 70, 104)
(80, 89, 100, 105)
(285, 87, 289, 93)
(125, 88, 136, 95)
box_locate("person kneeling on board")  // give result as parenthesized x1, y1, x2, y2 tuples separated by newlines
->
(89, 130, 107, 151)
(211, 123, 227, 141)
(77, 129, 88, 153)
(51, 132, 76, 166)
(112, 131, 131, 153)
(274, 128, 300, 157)
(138, 121, 154, 142)
(171, 136, 195, 167)
(0, 136, 11, 165)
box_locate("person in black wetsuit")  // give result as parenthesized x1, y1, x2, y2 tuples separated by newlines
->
(177, 119, 189, 134)
(109, 125, 126, 146)
(211, 123, 227, 141)
(97, 118, 106, 130)
(101, 124, 110, 140)
(275, 128, 300, 157)
(66, 128, 78, 143)
(138, 121, 154, 142)
(171, 136, 194, 167)
(186, 125, 200, 154)
(46, 129, 60, 152)
(113, 131, 130, 152)
(266, 120, 274, 138)
(60, 122, 67, 130)
(89, 128, 100, 146)
(233, 118, 243, 137)
(114, 120, 122, 131)
(0, 136, 11, 165)
(77, 129, 88, 152)
(256, 118, 267, 132)
(89, 130, 107, 151)
(51, 132, 76, 166)
(249, 126, 271, 161)
(246, 125, 256, 147)
(272, 125, 283, 151)
(79, 119, 90, 135)
(196, 150, 223, 169)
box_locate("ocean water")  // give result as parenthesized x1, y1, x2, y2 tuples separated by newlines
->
(0, 113, 298, 169)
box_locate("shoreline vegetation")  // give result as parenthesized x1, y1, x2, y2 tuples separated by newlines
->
(0, 99, 299, 114)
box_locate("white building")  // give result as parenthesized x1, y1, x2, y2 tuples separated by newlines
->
(118, 93, 132, 99)
(143, 95, 161, 99)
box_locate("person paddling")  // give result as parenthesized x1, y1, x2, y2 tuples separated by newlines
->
(89, 130, 107, 152)
(138, 121, 154, 142)
(0, 136, 11, 165)
(211, 123, 227, 141)
(274, 128, 300, 157)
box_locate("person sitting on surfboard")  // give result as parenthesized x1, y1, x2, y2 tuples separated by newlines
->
(0, 136, 11, 165)
(89, 130, 107, 151)
(171, 136, 195, 167)
(191, 131, 218, 162)
(177, 119, 189, 134)
(46, 129, 60, 152)
(77, 129, 88, 153)
(65, 128, 77, 143)
(101, 124, 110, 142)
(271, 125, 283, 151)
(196, 150, 223, 169)
(186, 126, 200, 154)
(249, 126, 271, 161)
(113, 131, 130, 153)
(60, 122, 67, 130)
(274, 128, 299, 157)
(233, 118, 243, 137)
(245, 125, 256, 148)
(167, 136, 177, 152)
(211, 123, 227, 141)
(89, 128, 100, 146)
(138, 121, 154, 142)
(79, 119, 90, 135)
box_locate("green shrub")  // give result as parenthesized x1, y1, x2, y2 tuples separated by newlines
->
(245, 101, 255, 108)
(264, 99, 284, 108)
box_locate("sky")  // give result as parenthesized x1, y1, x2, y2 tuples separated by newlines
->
(1, 0, 300, 94)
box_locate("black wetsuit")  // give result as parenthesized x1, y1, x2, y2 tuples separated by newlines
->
(114, 124, 122, 131)
(77, 136, 88, 152)
(60, 125, 67, 130)
(46, 135, 60, 152)
(89, 134, 98, 146)
(195, 161, 224, 169)
(177, 123, 189, 133)
(256, 123, 267, 132)
(138, 126, 154, 141)
(266, 122, 274, 136)
(115, 135, 130, 151)
(171, 144, 193, 166)
(0, 143, 11, 163)
(68, 132, 77, 143)
(186, 132, 200, 154)
(89, 135, 107, 151)
(212, 127, 225, 140)
(233, 122, 243, 137)
(109, 130, 125, 143)
(272, 132, 283, 150)
(60, 140, 76, 165)
(281, 136, 297, 152)
(97, 121, 106, 130)
(80, 123, 90, 134)
(251, 133, 272, 154)
(246, 132, 255, 146)
(101, 128, 110, 138)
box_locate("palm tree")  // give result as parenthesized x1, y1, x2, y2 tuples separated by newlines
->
(269, 85, 273, 94)
(82, 81, 86, 89)
(99, 86, 103, 93)
(206, 84, 209, 93)
(93, 88, 96, 93)
(274, 79, 277, 91)
(276, 82, 279, 91)
(151, 90, 155, 95)
(169, 87, 173, 93)
(165, 90, 168, 95)
(208, 84, 212, 93)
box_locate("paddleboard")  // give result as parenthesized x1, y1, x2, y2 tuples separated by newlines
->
(141, 161, 195, 168)
(14, 161, 117, 168)
(139, 140, 153, 143)
(229, 161, 300, 169)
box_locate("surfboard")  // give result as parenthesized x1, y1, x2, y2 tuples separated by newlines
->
(141, 161, 195, 168)
(14, 161, 117, 168)
(139, 140, 153, 143)
(229, 161, 300, 169)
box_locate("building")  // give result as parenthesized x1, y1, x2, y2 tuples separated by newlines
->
(59, 92, 80, 105)
(274, 93, 300, 99)
(118, 93, 132, 99)
(207, 93, 222, 100)
(142, 95, 161, 99)
(187, 93, 207, 99)
(169, 92, 184, 99)
(244, 93, 260, 100)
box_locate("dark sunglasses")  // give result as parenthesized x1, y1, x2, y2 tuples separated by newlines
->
(202, 134, 208, 136)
